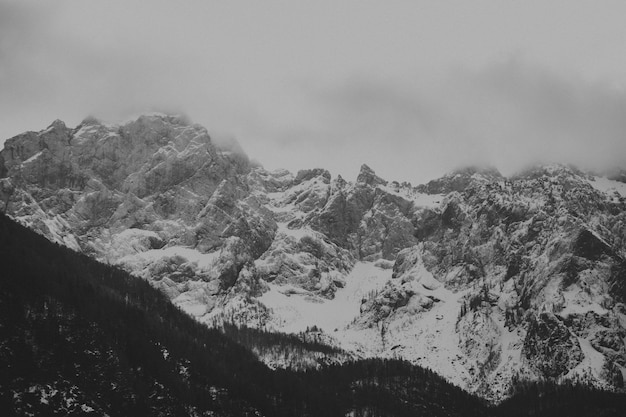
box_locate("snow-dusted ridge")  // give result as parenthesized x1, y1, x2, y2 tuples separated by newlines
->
(2, 116, 626, 401)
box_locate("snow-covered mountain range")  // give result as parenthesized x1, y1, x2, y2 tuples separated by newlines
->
(2, 114, 626, 401)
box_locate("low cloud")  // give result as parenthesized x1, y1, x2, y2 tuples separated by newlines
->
(269, 62, 626, 182)
(2, 2, 626, 184)
(449, 62, 626, 174)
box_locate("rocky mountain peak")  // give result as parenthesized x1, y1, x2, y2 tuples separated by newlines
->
(356, 163, 387, 186)
(294, 168, 331, 185)
(131, 112, 191, 127)
(416, 165, 502, 194)
(79, 115, 101, 126)
(48, 119, 68, 130)
(512, 162, 586, 180)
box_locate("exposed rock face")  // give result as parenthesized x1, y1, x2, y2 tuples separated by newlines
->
(0, 114, 277, 315)
(356, 163, 387, 187)
(415, 166, 503, 194)
(523, 312, 583, 378)
(3, 118, 626, 401)
(308, 164, 420, 260)
(346, 164, 626, 400)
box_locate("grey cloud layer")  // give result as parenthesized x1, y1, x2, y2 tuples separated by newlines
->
(268, 63, 626, 181)
(2, 2, 626, 184)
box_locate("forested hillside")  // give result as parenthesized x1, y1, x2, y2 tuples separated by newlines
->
(0, 213, 487, 416)
(1, 212, 625, 416)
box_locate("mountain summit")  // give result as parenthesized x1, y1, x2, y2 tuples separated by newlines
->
(2, 115, 626, 401)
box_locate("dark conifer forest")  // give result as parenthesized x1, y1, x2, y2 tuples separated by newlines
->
(1, 212, 625, 416)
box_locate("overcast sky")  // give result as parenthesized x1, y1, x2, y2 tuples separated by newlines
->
(2, 1, 626, 183)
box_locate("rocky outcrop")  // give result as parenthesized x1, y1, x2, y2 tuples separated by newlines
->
(356, 164, 387, 187)
(308, 164, 421, 260)
(522, 312, 583, 378)
(416, 166, 503, 194)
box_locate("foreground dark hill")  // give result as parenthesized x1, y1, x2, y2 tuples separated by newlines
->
(0, 212, 493, 416)
(2, 214, 626, 416)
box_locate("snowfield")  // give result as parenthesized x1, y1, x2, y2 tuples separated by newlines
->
(259, 262, 391, 334)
